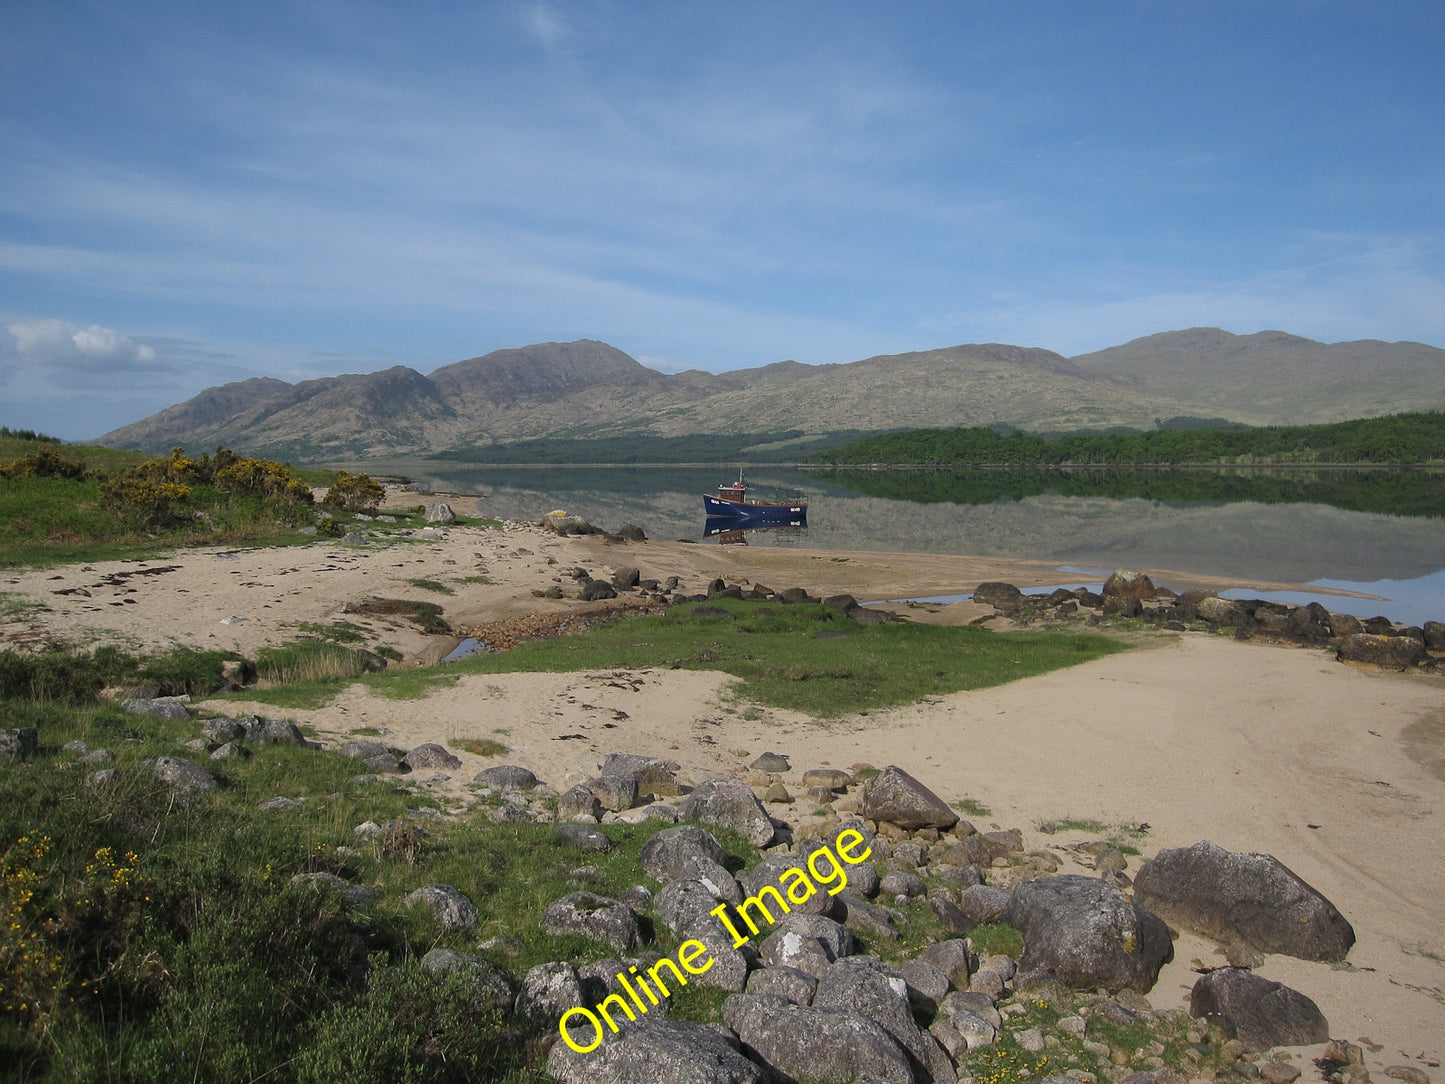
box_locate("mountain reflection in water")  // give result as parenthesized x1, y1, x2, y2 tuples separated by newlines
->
(368, 463, 1445, 618)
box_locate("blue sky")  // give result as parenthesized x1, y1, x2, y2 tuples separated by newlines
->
(2, 1, 1443, 439)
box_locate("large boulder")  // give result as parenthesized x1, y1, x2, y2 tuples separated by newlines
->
(814, 956, 955, 1082)
(860, 765, 958, 830)
(1103, 570, 1157, 599)
(679, 779, 775, 847)
(141, 756, 217, 794)
(600, 753, 681, 797)
(473, 764, 540, 790)
(1133, 840, 1354, 962)
(1337, 633, 1429, 670)
(401, 742, 462, 771)
(1003, 874, 1172, 993)
(548, 1017, 766, 1084)
(0, 728, 39, 761)
(419, 948, 511, 1007)
(640, 824, 728, 883)
(973, 582, 1023, 613)
(542, 892, 641, 953)
(724, 993, 919, 1084)
(405, 884, 478, 932)
(424, 501, 456, 524)
(514, 960, 583, 1023)
(123, 697, 191, 721)
(1189, 968, 1330, 1051)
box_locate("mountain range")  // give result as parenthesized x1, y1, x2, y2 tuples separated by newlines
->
(97, 329, 1445, 462)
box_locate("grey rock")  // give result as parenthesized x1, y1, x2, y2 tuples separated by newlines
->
(424, 501, 456, 524)
(835, 892, 897, 941)
(404, 884, 478, 931)
(973, 582, 1024, 613)
(1003, 874, 1172, 993)
(940, 990, 1001, 1029)
(921, 939, 976, 990)
(960, 884, 1011, 923)
(815, 955, 950, 1082)
(880, 870, 925, 897)
(473, 764, 539, 790)
(750, 751, 791, 772)
(202, 717, 247, 744)
(559, 783, 603, 821)
(1133, 840, 1355, 962)
(611, 566, 641, 589)
(724, 993, 918, 1084)
(80, 747, 115, 763)
(341, 740, 390, 758)
(340, 531, 369, 545)
(951, 1009, 998, 1050)
(557, 823, 613, 853)
(640, 824, 728, 882)
(142, 756, 216, 793)
(587, 774, 639, 812)
(363, 753, 402, 774)
(758, 913, 855, 977)
(515, 960, 583, 1023)
(898, 957, 949, 1014)
(655, 879, 735, 937)
(259, 795, 305, 811)
(209, 741, 249, 761)
(927, 896, 974, 935)
(122, 696, 191, 721)
(1189, 967, 1330, 1052)
(543, 892, 641, 953)
(419, 947, 511, 1006)
(860, 765, 958, 830)
(580, 579, 617, 601)
(290, 871, 376, 907)
(548, 1017, 766, 1084)
(401, 742, 462, 771)
(679, 917, 755, 992)
(738, 853, 833, 916)
(245, 716, 306, 745)
(680, 779, 775, 846)
(745, 964, 817, 1005)
(0, 728, 39, 760)
(89, 768, 121, 788)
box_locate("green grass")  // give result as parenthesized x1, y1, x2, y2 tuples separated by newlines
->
(447, 598, 1128, 717)
(968, 921, 1025, 958)
(449, 738, 509, 757)
(953, 798, 991, 817)
(455, 575, 494, 586)
(294, 620, 367, 644)
(405, 578, 456, 595)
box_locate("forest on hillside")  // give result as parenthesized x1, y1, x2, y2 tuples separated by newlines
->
(809, 412, 1445, 466)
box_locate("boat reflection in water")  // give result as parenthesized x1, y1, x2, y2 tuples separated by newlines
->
(703, 516, 808, 546)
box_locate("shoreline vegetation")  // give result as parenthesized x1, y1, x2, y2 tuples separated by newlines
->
(808, 411, 1445, 468)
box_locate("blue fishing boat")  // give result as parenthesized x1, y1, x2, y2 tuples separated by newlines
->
(702, 470, 807, 521)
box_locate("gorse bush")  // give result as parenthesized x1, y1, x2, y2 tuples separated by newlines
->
(321, 470, 386, 513)
(0, 448, 90, 480)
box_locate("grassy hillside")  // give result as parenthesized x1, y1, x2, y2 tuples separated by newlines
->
(0, 436, 392, 569)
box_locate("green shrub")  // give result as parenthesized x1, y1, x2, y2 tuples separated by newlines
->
(296, 955, 515, 1083)
(321, 472, 385, 514)
(0, 447, 89, 480)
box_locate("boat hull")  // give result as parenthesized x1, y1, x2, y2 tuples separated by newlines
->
(703, 495, 808, 520)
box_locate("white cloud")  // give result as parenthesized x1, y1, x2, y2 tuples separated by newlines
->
(5, 317, 160, 371)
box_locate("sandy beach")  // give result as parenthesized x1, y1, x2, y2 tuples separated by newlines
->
(3, 514, 1442, 1071)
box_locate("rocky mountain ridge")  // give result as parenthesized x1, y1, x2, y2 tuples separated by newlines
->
(96, 330, 1445, 461)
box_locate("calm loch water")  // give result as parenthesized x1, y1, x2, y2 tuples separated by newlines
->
(374, 463, 1445, 626)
